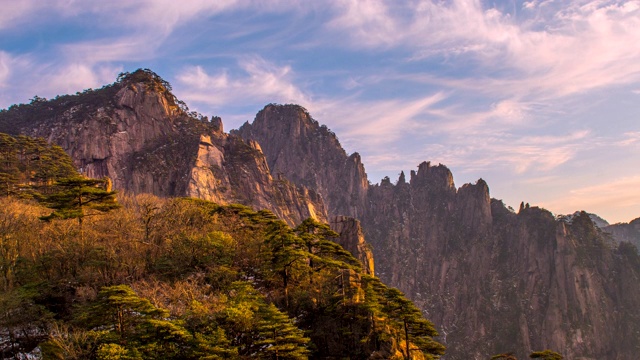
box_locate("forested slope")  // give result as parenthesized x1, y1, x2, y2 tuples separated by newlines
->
(0, 133, 444, 360)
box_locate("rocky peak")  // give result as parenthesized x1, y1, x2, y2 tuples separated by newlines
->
(235, 104, 368, 218)
(455, 178, 492, 233)
(329, 215, 375, 275)
(604, 216, 640, 250)
(410, 161, 455, 191)
(239, 105, 640, 359)
(0, 72, 327, 226)
(397, 170, 407, 185)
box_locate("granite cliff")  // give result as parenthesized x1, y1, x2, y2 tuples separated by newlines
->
(0, 70, 325, 226)
(235, 105, 368, 219)
(3, 74, 640, 359)
(605, 217, 640, 249)
(238, 104, 640, 359)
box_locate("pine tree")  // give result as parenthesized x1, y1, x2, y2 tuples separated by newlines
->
(262, 221, 309, 308)
(39, 176, 120, 241)
(255, 303, 309, 360)
(380, 287, 445, 359)
(81, 285, 168, 337)
(0, 133, 20, 196)
(295, 218, 361, 272)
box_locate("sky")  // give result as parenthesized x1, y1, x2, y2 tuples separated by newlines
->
(1, 0, 639, 223)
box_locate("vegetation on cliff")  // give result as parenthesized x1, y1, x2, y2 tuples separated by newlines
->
(0, 134, 444, 359)
(0, 69, 212, 135)
(0, 195, 445, 359)
(0, 133, 77, 196)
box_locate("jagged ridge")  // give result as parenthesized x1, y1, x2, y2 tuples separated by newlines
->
(0, 70, 325, 226)
(238, 103, 640, 360)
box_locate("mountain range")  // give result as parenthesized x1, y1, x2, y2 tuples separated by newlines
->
(1, 69, 639, 359)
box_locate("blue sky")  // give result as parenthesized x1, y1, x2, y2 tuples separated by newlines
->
(1, 0, 639, 223)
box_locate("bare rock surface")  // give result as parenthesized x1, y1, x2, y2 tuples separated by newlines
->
(4, 76, 640, 359)
(329, 215, 375, 275)
(238, 103, 640, 360)
(0, 71, 325, 226)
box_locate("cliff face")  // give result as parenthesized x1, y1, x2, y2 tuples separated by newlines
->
(605, 218, 640, 249)
(329, 215, 375, 275)
(235, 104, 369, 219)
(5, 78, 640, 359)
(0, 71, 325, 226)
(238, 104, 640, 360)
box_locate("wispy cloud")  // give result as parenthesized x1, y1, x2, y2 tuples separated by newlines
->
(0, 0, 44, 30)
(540, 175, 640, 222)
(0, 52, 11, 86)
(421, 130, 591, 174)
(38, 63, 123, 95)
(617, 131, 640, 147)
(327, 0, 640, 99)
(313, 92, 448, 146)
(175, 57, 309, 111)
(0, 56, 121, 107)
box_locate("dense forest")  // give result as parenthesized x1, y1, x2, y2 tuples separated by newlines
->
(0, 133, 446, 359)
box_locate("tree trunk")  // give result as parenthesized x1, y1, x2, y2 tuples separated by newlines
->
(404, 320, 410, 360)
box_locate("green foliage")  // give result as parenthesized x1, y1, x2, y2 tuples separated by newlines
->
(39, 176, 120, 225)
(489, 350, 563, 360)
(529, 349, 563, 360)
(255, 303, 309, 359)
(0, 196, 444, 359)
(491, 354, 518, 360)
(0, 133, 77, 197)
(79, 285, 168, 336)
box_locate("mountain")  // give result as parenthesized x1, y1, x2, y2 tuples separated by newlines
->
(0, 70, 325, 226)
(0, 192, 444, 359)
(557, 211, 611, 229)
(3, 72, 640, 359)
(235, 104, 369, 219)
(238, 104, 640, 360)
(605, 217, 640, 249)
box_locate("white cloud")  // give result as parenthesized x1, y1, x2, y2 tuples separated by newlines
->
(175, 57, 309, 109)
(0, 0, 40, 29)
(61, 36, 163, 64)
(313, 92, 447, 144)
(421, 130, 591, 175)
(38, 63, 123, 95)
(0, 52, 11, 86)
(0, 57, 122, 108)
(326, 0, 640, 99)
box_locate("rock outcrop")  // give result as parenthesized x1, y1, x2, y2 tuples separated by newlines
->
(0, 70, 325, 226)
(329, 215, 375, 275)
(4, 77, 640, 359)
(238, 104, 640, 360)
(605, 217, 640, 249)
(235, 104, 369, 219)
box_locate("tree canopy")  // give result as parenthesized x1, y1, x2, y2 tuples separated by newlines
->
(0, 195, 445, 359)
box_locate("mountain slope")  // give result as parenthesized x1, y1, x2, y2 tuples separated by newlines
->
(238, 104, 640, 359)
(0, 70, 324, 226)
(0, 195, 444, 359)
(4, 75, 640, 359)
(605, 217, 640, 249)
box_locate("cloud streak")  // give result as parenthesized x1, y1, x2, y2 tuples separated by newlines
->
(540, 175, 640, 222)
(327, 0, 640, 99)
